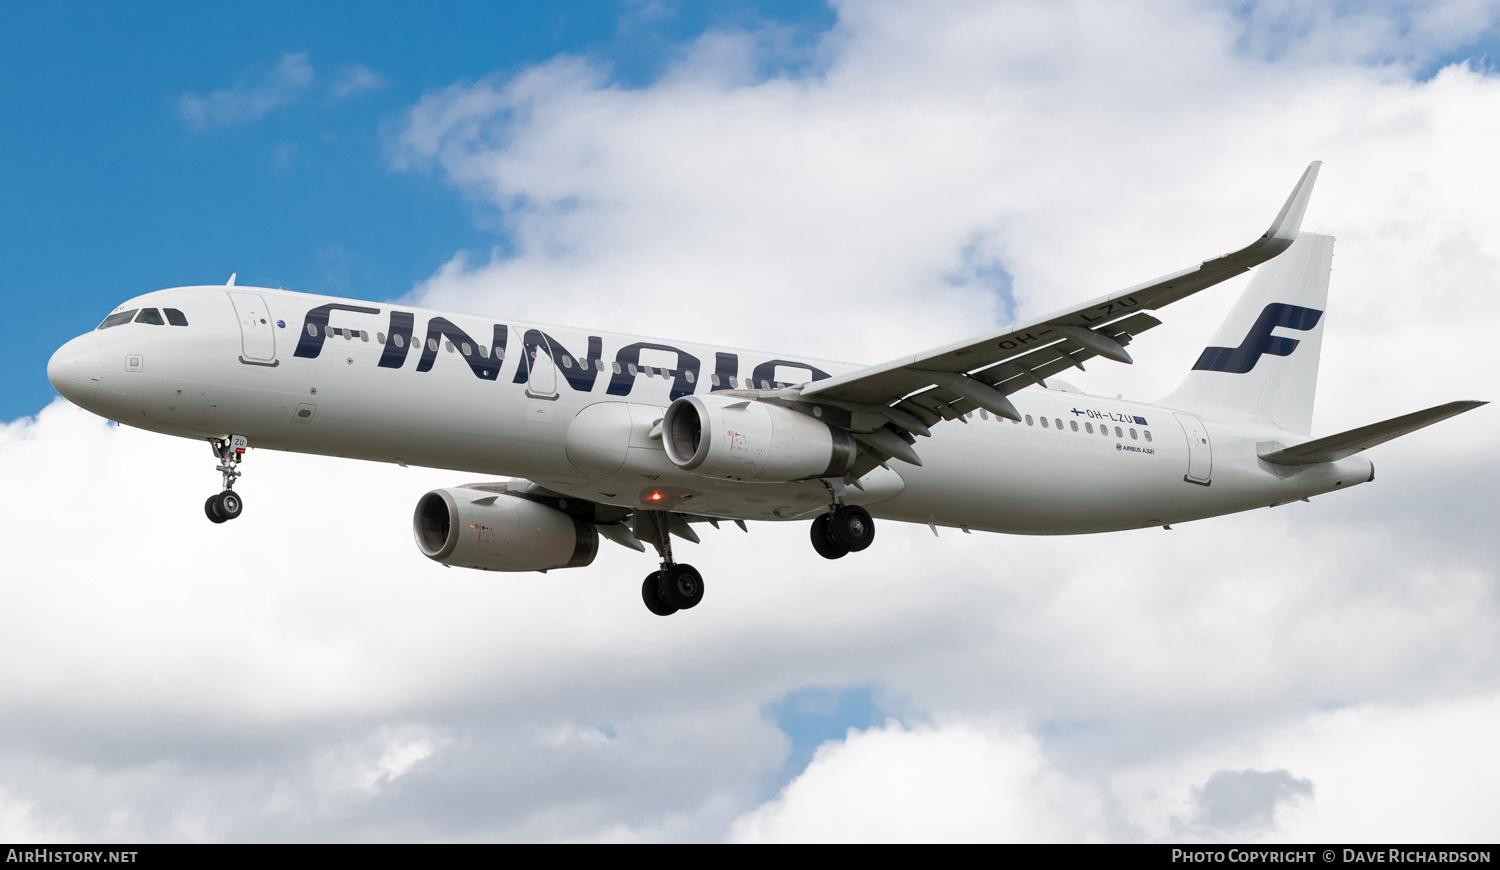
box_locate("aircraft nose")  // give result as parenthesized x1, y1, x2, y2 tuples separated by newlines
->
(48, 335, 103, 405)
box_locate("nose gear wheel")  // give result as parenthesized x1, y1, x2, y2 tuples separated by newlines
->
(205, 436, 248, 523)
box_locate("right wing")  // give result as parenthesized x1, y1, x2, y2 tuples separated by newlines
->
(794, 162, 1323, 462)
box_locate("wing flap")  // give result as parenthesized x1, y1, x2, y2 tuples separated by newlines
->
(898, 311, 1163, 421)
(1258, 401, 1487, 466)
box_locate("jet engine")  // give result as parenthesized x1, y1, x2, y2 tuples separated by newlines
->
(413, 487, 598, 572)
(662, 394, 857, 482)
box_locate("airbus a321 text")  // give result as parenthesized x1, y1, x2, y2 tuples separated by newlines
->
(47, 163, 1485, 615)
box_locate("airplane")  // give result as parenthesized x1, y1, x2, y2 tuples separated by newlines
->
(46, 162, 1485, 616)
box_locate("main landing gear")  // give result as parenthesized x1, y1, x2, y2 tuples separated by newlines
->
(636, 512, 704, 617)
(204, 435, 248, 524)
(810, 478, 875, 560)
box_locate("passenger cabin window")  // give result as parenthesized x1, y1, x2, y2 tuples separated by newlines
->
(164, 308, 189, 326)
(1086, 422, 1094, 433)
(1144, 430, 1153, 442)
(1070, 420, 1078, 431)
(97, 310, 138, 329)
(710, 373, 720, 385)
(1040, 417, 1049, 428)
(1115, 426, 1123, 437)
(1025, 415, 1034, 426)
(1055, 418, 1063, 429)
(1130, 428, 1138, 439)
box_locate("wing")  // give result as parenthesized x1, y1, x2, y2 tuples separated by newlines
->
(796, 162, 1322, 463)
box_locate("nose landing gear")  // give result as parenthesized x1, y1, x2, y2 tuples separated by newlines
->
(205, 435, 248, 524)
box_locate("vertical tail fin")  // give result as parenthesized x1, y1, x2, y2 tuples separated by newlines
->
(1158, 232, 1334, 434)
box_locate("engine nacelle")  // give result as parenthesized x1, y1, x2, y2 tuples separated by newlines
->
(662, 394, 857, 482)
(413, 487, 598, 572)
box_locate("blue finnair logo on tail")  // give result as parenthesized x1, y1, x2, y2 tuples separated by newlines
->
(1192, 303, 1323, 374)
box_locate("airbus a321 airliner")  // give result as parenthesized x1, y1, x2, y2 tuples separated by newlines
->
(47, 163, 1484, 615)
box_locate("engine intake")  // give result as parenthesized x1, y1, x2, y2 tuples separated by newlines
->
(414, 487, 598, 572)
(662, 394, 857, 482)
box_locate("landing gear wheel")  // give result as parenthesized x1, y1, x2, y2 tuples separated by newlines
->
(830, 505, 874, 552)
(215, 490, 244, 521)
(810, 514, 849, 560)
(661, 564, 704, 610)
(642, 571, 678, 616)
(205, 494, 228, 524)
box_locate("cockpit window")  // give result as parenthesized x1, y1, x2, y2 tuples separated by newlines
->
(135, 308, 165, 325)
(97, 310, 138, 329)
(164, 308, 189, 326)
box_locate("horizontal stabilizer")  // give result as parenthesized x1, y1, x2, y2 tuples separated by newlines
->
(1258, 401, 1486, 466)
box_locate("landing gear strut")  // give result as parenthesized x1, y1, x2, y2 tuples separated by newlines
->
(205, 435, 247, 524)
(810, 478, 875, 560)
(635, 512, 704, 616)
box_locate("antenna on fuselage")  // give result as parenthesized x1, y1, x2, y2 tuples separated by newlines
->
(226, 273, 237, 286)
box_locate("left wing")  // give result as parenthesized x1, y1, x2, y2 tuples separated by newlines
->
(796, 163, 1321, 459)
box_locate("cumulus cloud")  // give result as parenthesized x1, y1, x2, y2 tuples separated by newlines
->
(178, 53, 316, 130)
(730, 693, 1500, 843)
(12, 0, 1500, 841)
(729, 720, 1113, 842)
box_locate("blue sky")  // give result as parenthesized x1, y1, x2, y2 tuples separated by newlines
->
(0, 1, 836, 420)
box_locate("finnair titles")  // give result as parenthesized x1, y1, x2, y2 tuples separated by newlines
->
(47, 163, 1485, 616)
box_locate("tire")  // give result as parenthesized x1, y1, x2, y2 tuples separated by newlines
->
(205, 494, 227, 524)
(810, 514, 848, 560)
(642, 572, 677, 616)
(831, 505, 874, 552)
(661, 564, 704, 610)
(215, 490, 244, 521)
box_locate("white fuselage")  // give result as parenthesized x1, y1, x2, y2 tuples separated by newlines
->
(48, 285, 1373, 534)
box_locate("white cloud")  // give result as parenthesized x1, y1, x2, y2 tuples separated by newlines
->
(730, 693, 1500, 842)
(354, 738, 437, 794)
(178, 53, 316, 130)
(11, 0, 1500, 841)
(729, 720, 1112, 842)
(331, 65, 387, 101)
